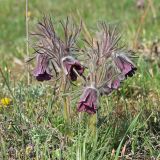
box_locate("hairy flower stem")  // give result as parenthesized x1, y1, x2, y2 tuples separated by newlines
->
(63, 96, 71, 125)
(96, 110, 99, 142)
(61, 75, 71, 124)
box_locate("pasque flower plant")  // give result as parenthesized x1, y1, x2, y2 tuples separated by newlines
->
(30, 17, 137, 115)
(31, 16, 84, 82)
(77, 22, 137, 114)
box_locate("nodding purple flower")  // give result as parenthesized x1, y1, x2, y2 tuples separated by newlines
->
(61, 56, 84, 81)
(101, 78, 123, 95)
(114, 53, 137, 78)
(33, 54, 52, 81)
(77, 87, 98, 114)
(108, 78, 120, 89)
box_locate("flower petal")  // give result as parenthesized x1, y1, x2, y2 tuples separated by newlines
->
(77, 87, 98, 114)
(62, 56, 85, 81)
(33, 54, 52, 81)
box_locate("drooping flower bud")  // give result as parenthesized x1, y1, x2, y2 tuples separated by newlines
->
(33, 54, 52, 81)
(77, 87, 98, 114)
(114, 53, 137, 78)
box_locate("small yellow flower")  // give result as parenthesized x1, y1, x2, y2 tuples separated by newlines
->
(0, 97, 11, 106)
(26, 145, 33, 155)
(27, 11, 31, 17)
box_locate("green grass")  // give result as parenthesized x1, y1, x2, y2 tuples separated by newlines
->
(0, 0, 160, 159)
